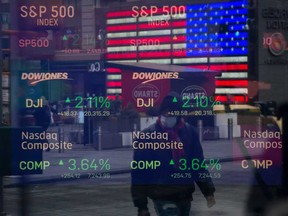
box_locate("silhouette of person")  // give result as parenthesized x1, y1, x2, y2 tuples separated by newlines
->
(33, 96, 51, 131)
(33, 96, 52, 151)
(131, 92, 216, 216)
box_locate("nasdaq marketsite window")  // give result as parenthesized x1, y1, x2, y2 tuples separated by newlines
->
(0, 0, 287, 215)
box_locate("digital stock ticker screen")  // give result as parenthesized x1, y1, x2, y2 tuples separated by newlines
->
(1, 0, 288, 215)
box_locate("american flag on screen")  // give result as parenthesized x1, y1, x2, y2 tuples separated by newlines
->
(105, 0, 249, 103)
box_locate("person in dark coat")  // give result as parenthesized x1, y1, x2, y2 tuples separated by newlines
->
(131, 92, 216, 216)
(33, 97, 51, 131)
(33, 97, 52, 151)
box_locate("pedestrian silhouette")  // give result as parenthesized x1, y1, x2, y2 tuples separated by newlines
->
(131, 92, 216, 216)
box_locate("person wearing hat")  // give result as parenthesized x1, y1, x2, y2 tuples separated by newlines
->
(131, 92, 216, 216)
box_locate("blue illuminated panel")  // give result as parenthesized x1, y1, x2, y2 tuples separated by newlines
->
(186, 0, 248, 56)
